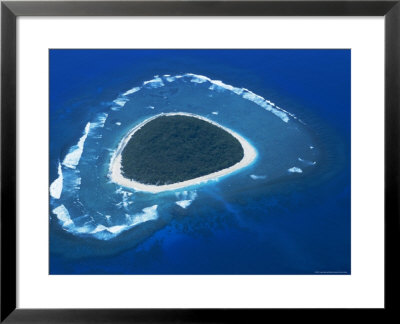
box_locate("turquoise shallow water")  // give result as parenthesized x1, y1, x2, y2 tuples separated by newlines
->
(49, 50, 350, 274)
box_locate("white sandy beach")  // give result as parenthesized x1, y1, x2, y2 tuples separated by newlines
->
(109, 112, 257, 193)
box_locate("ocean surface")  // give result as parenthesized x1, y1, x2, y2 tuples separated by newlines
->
(49, 49, 351, 274)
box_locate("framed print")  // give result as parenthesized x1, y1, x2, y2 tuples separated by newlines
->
(1, 0, 400, 322)
(46, 48, 351, 275)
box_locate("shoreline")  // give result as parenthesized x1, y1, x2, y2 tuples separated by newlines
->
(109, 112, 257, 193)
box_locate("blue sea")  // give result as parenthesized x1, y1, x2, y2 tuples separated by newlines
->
(49, 49, 350, 275)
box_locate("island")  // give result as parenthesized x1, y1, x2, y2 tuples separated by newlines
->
(109, 112, 257, 193)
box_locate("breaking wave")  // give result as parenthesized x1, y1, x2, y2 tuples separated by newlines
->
(121, 73, 294, 123)
(175, 191, 198, 209)
(53, 203, 158, 240)
(49, 161, 63, 199)
(62, 122, 91, 169)
(288, 167, 303, 173)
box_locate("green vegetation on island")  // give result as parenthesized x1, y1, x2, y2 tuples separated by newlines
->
(121, 115, 244, 185)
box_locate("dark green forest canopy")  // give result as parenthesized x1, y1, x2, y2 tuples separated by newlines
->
(121, 115, 244, 185)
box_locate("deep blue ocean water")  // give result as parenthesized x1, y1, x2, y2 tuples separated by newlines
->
(49, 49, 350, 274)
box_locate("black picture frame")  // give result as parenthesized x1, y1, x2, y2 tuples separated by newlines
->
(1, 0, 399, 322)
